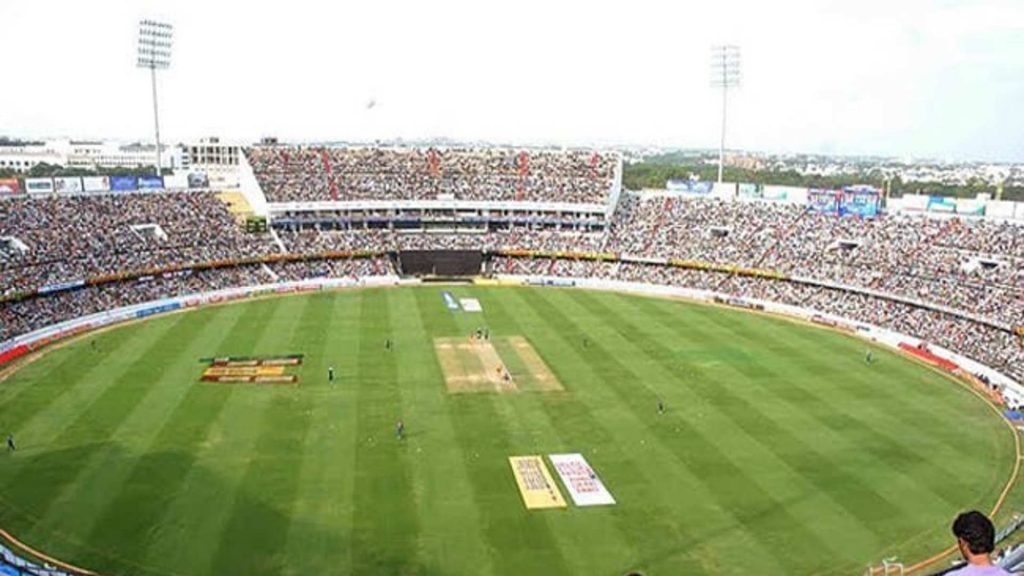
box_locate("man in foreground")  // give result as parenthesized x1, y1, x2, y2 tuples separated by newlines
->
(947, 510, 1009, 575)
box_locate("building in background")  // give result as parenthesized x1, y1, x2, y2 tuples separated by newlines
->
(0, 139, 184, 173)
(183, 137, 241, 188)
(0, 142, 65, 173)
(65, 140, 183, 172)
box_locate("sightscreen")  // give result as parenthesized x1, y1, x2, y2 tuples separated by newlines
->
(398, 250, 482, 276)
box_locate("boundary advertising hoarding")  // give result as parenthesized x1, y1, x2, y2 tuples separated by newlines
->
(53, 176, 83, 194)
(762, 185, 807, 203)
(840, 186, 881, 218)
(82, 176, 110, 192)
(163, 174, 187, 189)
(24, 177, 54, 195)
(927, 196, 956, 213)
(138, 175, 164, 190)
(956, 198, 986, 216)
(666, 179, 714, 195)
(110, 175, 138, 192)
(0, 178, 21, 196)
(807, 189, 841, 213)
(738, 182, 763, 199)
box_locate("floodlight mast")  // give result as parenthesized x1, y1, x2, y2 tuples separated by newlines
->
(711, 45, 740, 184)
(137, 20, 173, 176)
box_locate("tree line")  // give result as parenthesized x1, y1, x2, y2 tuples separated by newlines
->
(622, 160, 1024, 202)
(0, 163, 170, 179)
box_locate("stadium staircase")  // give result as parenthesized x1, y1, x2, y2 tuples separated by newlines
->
(268, 227, 288, 254)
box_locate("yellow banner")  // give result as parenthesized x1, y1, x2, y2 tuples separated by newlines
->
(508, 456, 566, 509)
(202, 366, 285, 377)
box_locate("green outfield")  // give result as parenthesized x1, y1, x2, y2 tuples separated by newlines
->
(0, 286, 1015, 575)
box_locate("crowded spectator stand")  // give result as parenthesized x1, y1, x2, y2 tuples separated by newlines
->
(1, 155, 1021, 404)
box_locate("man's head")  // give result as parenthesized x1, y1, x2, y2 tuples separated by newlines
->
(952, 510, 996, 560)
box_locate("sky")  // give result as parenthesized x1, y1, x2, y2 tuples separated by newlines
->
(1, 0, 1023, 161)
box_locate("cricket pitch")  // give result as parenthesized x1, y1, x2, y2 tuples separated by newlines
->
(435, 336, 564, 394)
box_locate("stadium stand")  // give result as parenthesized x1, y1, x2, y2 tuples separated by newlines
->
(245, 146, 617, 204)
(0, 258, 391, 342)
(1, 154, 1021, 396)
(0, 192, 276, 297)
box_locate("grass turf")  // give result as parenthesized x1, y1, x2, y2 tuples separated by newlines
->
(0, 286, 1014, 576)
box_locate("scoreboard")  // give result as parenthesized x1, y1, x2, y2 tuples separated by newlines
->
(245, 215, 268, 233)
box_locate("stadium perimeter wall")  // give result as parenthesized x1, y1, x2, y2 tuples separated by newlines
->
(1, 273, 1019, 406)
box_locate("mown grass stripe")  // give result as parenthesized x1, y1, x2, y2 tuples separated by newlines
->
(389, 288, 496, 576)
(621, 293, 1014, 571)
(140, 296, 308, 575)
(23, 304, 244, 547)
(0, 311, 203, 536)
(72, 298, 292, 575)
(519, 287, 833, 574)
(482, 288, 694, 575)
(577, 292, 901, 562)
(207, 294, 323, 575)
(0, 319, 181, 474)
(764, 311, 1003, 448)
(412, 287, 573, 576)
(349, 288, 421, 574)
(687, 303, 973, 442)
(0, 327, 135, 432)
(684, 299, 993, 507)
(278, 291, 360, 574)
(506, 287, 788, 575)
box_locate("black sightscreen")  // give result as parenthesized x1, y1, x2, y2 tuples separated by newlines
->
(398, 250, 482, 276)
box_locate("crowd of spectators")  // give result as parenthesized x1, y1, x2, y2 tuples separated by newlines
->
(605, 193, 1024, 328)
(0, 192, 276, 297)
(0, 266, 267, 342)
(268, 257, 392, 282)
(245, 146, 617, 204)
(0, 257, 393, 342)
(276, 227, 605, 254)
(1, 186, 1020, 387)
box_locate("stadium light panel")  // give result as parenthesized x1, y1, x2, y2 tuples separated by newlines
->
(136, 19, 173, 175)
(710, 45, 741, 184)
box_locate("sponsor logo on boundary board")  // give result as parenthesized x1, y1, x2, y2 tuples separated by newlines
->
(549, 453, 616, 506)
(508, 456, 567, 509)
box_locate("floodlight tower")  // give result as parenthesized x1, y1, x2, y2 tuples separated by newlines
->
(137, 20, 173, 175)
(711, 45, 741, 184)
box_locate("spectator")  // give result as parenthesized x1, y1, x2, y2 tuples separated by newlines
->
(947, 510, 1010, 575)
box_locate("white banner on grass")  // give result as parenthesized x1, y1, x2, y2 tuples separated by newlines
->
(460, 298, 482, 312)
(548, 453, 615, 506)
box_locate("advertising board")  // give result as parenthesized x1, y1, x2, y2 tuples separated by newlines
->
(53, 176, 83, 194)
(24, 177, 54, 195)
(110, 175, 138, 191)
(82, 176, 110, 192)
